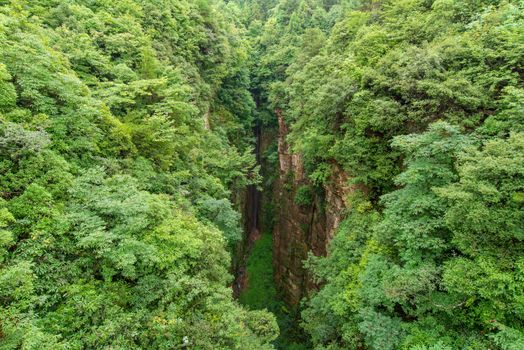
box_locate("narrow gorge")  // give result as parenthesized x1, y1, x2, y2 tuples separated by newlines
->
(1, 0, 522, 349)
(231, 1, 523, 349)
(235, 114, 356, 348)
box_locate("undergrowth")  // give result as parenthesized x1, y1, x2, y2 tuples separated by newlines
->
(239, 234, 311, 350)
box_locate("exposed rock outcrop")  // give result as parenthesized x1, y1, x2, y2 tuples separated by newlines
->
(272, 111, 353, 305)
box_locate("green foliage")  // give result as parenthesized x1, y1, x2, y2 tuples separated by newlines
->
(239, 233, 310, 349)
(438, 132, 524, 343)
(2, 0, 523, 348)
(0, 0, 277, 348)
(239, 234, 278, 309)
(259, 0, 524, 198)
(294, 185, 314, 207)
(303, 123, 524, 350)
(238, 0, 524, 348)
(302, 192, 380, 349)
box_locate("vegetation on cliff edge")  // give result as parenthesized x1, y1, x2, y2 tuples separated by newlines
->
(1, 0, 523, 349)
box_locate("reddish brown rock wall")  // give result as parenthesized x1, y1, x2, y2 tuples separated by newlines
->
(272, 112, 353, 305)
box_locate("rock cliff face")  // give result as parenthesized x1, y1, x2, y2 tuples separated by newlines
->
(272, 112, 353, 305)
(233, 124, 262, 298)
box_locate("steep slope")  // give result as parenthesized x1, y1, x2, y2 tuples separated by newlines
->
(272, 112, 354, 306)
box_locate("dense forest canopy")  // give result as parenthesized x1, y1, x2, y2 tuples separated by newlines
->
(0, 0, 277, 348)
(1, 0, 523, 349)
(243, 0, 523, 349)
